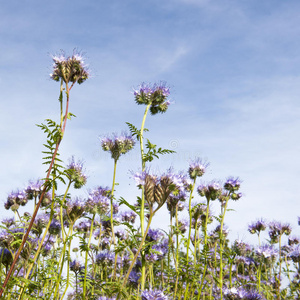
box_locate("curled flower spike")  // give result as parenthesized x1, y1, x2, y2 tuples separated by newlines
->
(101, 132, 135, 161)
(133, 82, 171, 115)
(50, 49, 89, 84)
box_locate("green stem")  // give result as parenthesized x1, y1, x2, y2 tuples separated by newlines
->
(139, 103, 151, 290)
(110, 160, 118, 279)
(52, 225, 73, 300)
(83, 213, 96, 299)
(219, 197, 230, 300)
(186, 179, 196, 265)
(60, 224, 74, 300)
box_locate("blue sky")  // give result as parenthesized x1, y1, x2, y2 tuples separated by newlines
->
(1, 0, 300, 244)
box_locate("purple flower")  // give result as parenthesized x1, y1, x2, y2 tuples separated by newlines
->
(74, 220, 94, 233)
(177, 219, 189, 233)
(66, 156, 87, 189)
(256, 244, 277, 260)
(223, 287, 264, 299)
(288, 236, 300, 246)
(120, 210, 137, 224)
(86, 187, 111, 215)
(224, 176, 241, 192)
(49, 219, 61, 236)
(96, 250, 115, 266)
(132, 170, 148, 187)
(1, 218, 15, 228)
(4, 190, 27, 211)
(65, 197, 86, 222)
(32, 213, 50, 236)
(133, 82, 171, 114)
(248, 219, 267, 235)
(289, 245, 300, 262)
(25, 179, 44, 199)
(198, 180, 222, 201)
(232, 239, 252, 256)
(147, 228, 163, 242)
(269, 221, 292, 243)
(101, 132, 135, 161)
(70, 259, 84, 273)
(188, 158, 209, 180)
(141, 288, 169, 300)
(128, 270, 140, 287)
(50, 49, 89, 84)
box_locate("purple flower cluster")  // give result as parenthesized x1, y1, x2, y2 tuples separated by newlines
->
(268, 221, 292, 243)
(66, 156, 87, 189)
(141, 288, 169, 300)
(86, 186, 111, 215)
(50, 49, 89, 84)
(133, 82, 171, 114)
(4, 190, 27, 211)
(101, 132, 135, 161)
(223, 287, 264, 299)
(188, 158, 209, 180)
(248, 219, 267, 235)
(198, 180, 223, 201)
(256, 244, 277, 261)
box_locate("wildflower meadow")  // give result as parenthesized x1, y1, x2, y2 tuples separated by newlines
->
(0, 51, 299, 300)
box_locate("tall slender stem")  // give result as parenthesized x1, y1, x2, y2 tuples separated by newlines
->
(83, 214, 95, 299)
(186, 178, 196, 264)
(139, 103, 151, 290)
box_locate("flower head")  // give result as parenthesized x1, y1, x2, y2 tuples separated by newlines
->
(269, 221, 292, 243)
(66, 156, 87, 189)
(70, 259, 84, 273)
(256, 244, 277, 260)
(188, 158, 209, 180)
(25, 179, 44, 199)
(141, 288, 169, 300)
(248, 219, 267, 235)
(133, 82, 171, 114)
(197, 180, 222, 201)
(224, 176, 241, 192)
(289, 246, 300, 263)
(65, 197, 86, 222)
(101, 132, 135, 161)
(4, 190, 27, 211)
(50, 49, 89, 84)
